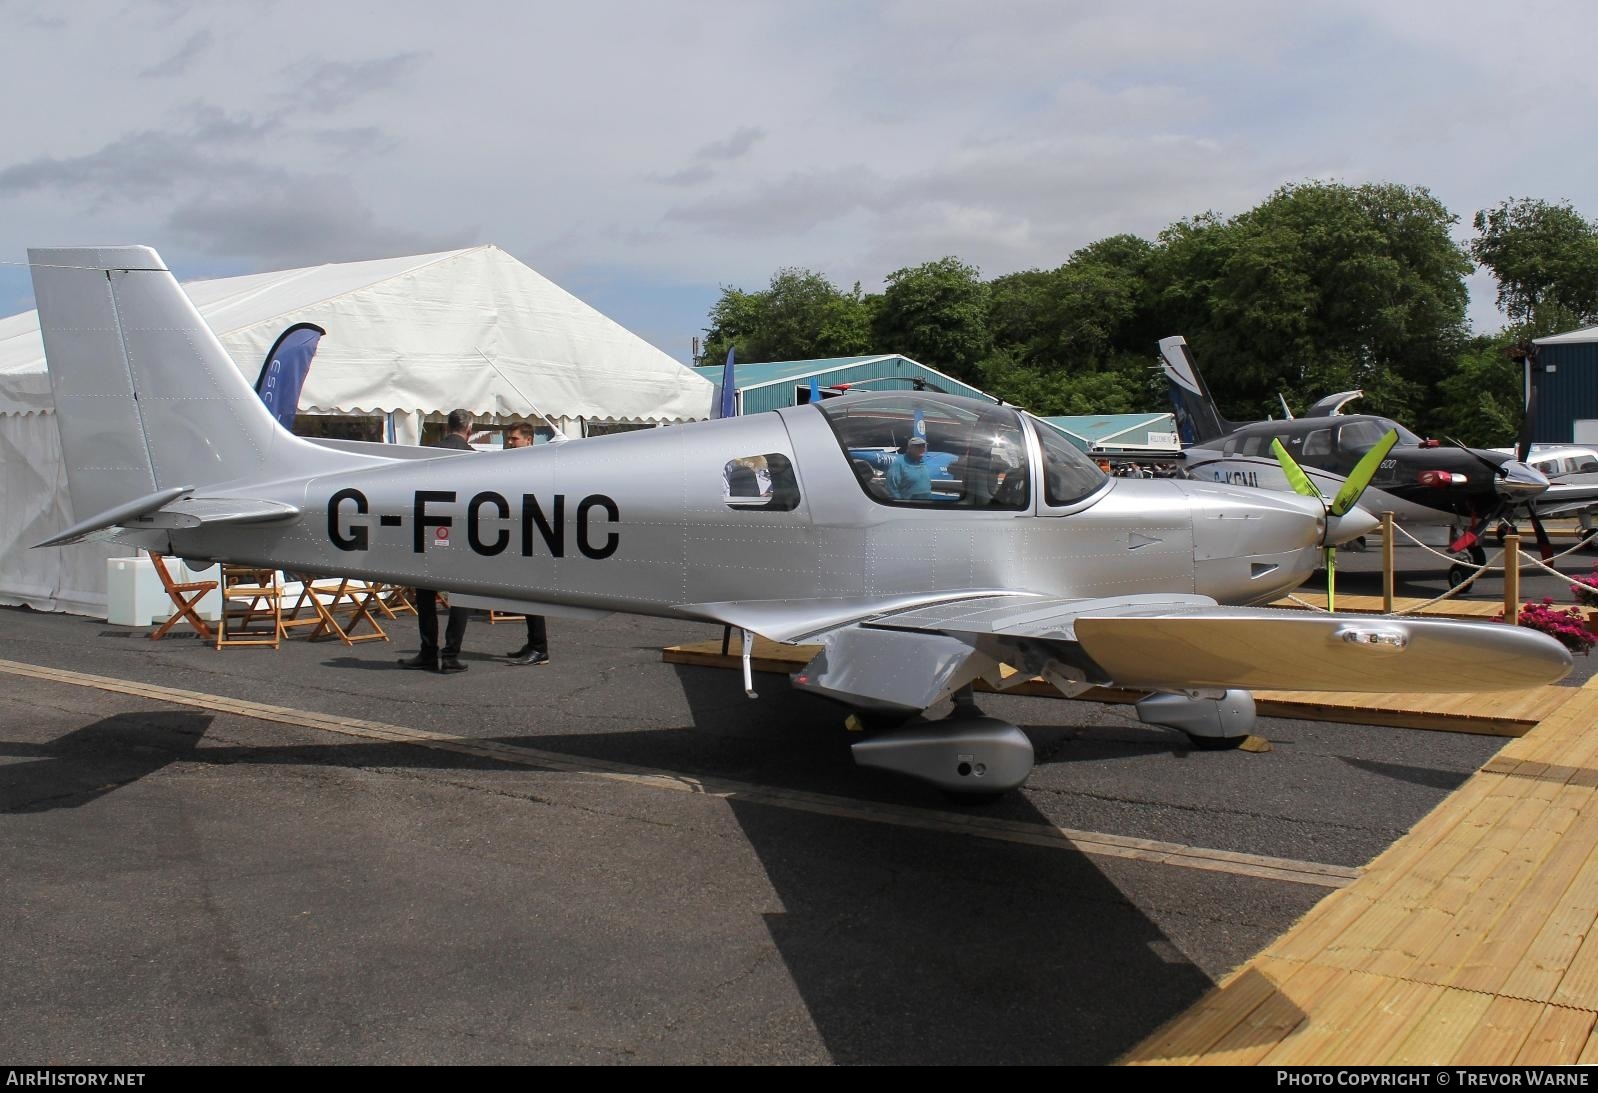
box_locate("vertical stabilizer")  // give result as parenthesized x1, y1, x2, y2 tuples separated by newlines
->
(1157, 335, 1233, 445)
(30, 246, 296, 520)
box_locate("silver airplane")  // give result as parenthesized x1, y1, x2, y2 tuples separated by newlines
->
(29, 247, 1572, 798)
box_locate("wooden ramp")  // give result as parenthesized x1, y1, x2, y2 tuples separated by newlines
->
(1271, 592, 1510, 620)
(1122, 675, 1598, 1065)
(662, 638, 1574, 738)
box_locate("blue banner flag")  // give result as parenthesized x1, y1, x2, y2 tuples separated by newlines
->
(912, 407, 927, 441)
(809, 376, 821, 405)
(715, 347, 737, 419)
(254, 322, 325, 431)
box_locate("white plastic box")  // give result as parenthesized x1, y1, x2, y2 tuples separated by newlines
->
(106, 555, 223, 626)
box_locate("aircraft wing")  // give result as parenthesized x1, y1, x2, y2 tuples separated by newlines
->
(1533, 480, 1598, 518)
(777, 593, 1570, 713)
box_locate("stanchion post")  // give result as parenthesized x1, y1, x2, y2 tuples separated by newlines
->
(1381, 512, 1395, 614)
(1504, 532, 1520, 625)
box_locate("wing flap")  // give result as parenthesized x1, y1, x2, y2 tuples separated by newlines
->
(871, 593, 1216, 639)
(676, 590, 1037, 644)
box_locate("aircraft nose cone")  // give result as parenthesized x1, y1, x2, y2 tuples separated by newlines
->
(1325, 504, 1380, 545)
(1497, 460, 1550, 501)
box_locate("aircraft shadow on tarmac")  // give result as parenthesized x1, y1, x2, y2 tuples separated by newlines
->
(661, 664, 1313, 1064)
(2, 705, 1315, 1063)
(1336, 755, 1495, 791)
(0, 710, 212, 813)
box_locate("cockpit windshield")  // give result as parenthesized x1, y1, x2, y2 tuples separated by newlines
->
(1340, 418, 1423, 452)
(814, 393, 1036, 509)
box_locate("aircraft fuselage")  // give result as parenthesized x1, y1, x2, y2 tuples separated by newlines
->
(150, 402, 1331, 620)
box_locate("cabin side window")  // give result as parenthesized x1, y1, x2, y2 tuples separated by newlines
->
(722, 453, 800, 512)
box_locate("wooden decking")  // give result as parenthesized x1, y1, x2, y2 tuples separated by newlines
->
(1273, 591, 1510, 620)
(1122, 675, 1598, 1065)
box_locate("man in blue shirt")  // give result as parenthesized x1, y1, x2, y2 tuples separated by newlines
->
(888, 436, 935, 500)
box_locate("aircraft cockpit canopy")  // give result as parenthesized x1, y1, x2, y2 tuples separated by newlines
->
(813, 392, 1106, 509)
(1342, 418, 1423, 452)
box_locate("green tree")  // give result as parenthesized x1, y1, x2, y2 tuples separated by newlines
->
(1431, 336, 1524, 448)
(1149, 181, 1472, 432)
(987, 234, 1155, 378)
(700, 268, 873, 364)
(1471, 198, 1598, 336)
(872, 257, 991, 381)
(980, 349, 1146, 416)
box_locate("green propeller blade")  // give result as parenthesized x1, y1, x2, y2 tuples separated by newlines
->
(1270, 430, 1397, 614)
(1270, 438, 1319, 499)
(1330, 429, 1399, 517)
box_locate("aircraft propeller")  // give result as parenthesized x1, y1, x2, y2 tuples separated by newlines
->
(1441, 435, 1555, 562)
(1271, 429, 1399, 611)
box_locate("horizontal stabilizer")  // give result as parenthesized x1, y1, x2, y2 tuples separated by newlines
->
(1074, 609, 1571, 692)
(35, 485, 192, 547)
(1304, 390, 1364, 417)
(34, 492, 299, 548)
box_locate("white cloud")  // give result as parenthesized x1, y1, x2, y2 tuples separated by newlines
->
(1, 0, 1593, 353)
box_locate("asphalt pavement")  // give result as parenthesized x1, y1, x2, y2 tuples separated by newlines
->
(0, 581, 1557, 1064)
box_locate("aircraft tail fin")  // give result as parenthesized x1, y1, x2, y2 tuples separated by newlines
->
(29, 246, 328, 525)
(1157, 335, 1233, 445)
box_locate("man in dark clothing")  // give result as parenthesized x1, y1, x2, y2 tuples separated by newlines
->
(399, 409, 475, 673)
(502, 421, 551, 666)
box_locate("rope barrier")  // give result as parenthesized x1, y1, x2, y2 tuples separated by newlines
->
(1370, 522, 1593, 616)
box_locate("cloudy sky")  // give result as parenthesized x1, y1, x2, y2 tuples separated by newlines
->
(2, 0, 1594, 361)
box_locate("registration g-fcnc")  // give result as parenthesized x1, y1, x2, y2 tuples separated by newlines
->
(327, 488, 620, 560)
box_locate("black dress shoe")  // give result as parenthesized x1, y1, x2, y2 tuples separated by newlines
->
(438, 657, 468, 673)
(505, 644, 533, 659)
(508, 650, 549, 666)
(398, 653, 436, 670)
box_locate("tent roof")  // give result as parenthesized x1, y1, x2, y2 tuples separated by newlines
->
(0, 245, 714, 422)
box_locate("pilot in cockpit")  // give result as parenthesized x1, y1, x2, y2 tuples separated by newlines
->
(888, 436, 936, 500)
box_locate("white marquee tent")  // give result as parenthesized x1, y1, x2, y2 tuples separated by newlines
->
(0, 245, 716, 614)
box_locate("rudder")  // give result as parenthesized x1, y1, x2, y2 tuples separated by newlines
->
(1158, 335, 1233, 446)
(30, 246, 289, 522)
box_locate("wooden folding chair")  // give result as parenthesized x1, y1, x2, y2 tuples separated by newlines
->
(368, 583, 417, 619)
(279, 573, 333, 636)
(305, 577, 388, 645)
(148, 551, 218, 640)
(216, 565, 282, 649)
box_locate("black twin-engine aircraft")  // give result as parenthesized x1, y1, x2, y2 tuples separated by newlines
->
(1158, 336, 1597, 582)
